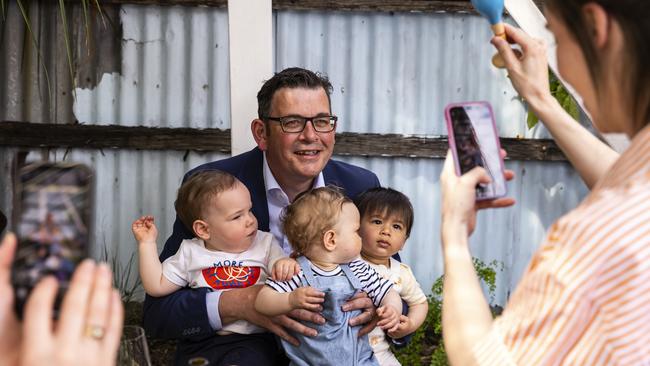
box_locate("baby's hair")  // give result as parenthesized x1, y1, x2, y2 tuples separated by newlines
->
(281, 186, 351, 256)
(175, 170, 238, 235)
(353, 187, 414, 237)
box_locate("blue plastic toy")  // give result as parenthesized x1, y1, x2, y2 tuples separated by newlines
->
(471, 0, 504, 26)
(471, 0, 507, 67)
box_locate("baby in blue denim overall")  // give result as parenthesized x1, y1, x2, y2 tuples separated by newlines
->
(255, 187, 403, 365)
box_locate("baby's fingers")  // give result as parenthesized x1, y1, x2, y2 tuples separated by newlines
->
(304, 287, 325, 298)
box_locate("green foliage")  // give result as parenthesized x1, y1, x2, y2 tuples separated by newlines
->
(527, 69, 580, 129)
(393, 258, 502, 365)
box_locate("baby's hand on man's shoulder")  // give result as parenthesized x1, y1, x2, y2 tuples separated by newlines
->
(132, 215, 158, 244)
(272, 257, 301, 281)
(376, 304, 401, 333)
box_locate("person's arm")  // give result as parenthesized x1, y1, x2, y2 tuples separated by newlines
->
(132, 216, 181, 297)
(255, 285, 325, 316)
(388, 302, 428, 339)
(387, 265, 428, 338)
(142, 217, 216, 339)
(492, 23, 619, 189)
(439, 151, 516, 366)
(376, 289, 402, 333)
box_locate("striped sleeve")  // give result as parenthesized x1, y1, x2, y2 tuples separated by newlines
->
(349, 259, 393, 307)
(265, 271, 305, 293)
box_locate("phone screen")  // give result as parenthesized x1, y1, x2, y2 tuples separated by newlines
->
(446, 103, 506, 200)
(11, 163, 93, 318)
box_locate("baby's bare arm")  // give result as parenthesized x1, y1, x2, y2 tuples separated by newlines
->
(132, 216, 180, 297)
(255, 286, 324, 316)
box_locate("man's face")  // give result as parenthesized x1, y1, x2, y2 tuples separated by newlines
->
(259, 87, 336, 186)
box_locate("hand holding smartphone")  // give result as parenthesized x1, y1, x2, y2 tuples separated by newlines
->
(445, 101, 507, 200)
(11, 162, 93, 319)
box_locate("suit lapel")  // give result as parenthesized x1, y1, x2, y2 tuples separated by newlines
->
(241, 148, 270, 232)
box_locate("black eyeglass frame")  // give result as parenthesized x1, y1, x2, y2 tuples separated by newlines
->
(263, 115, 338, 133)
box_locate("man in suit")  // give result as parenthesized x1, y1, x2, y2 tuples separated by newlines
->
(143, 68, 384, 365)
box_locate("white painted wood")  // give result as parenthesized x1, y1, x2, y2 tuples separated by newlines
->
(228, 0, 273, 155)
(505, 0, 587, 113)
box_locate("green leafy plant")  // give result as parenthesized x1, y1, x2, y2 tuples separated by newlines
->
(527, 69, 580, 129)
(393, 258, 503, 366)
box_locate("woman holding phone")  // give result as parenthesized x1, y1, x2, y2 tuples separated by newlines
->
(440, 1, 650, 364)
(0, 233, 124, 366)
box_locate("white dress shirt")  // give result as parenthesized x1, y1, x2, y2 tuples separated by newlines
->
(262, 152, 325, 255)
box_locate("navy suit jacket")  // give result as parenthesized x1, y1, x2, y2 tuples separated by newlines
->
(143, 147, 382, 340)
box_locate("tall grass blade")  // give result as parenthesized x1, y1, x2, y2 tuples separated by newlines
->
(57, 0, 76, 99)
(81, 0, 90, 50)
(92, 0, 106, 29)
(16, 0, 53, 111)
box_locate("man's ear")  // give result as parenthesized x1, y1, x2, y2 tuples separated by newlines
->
(193, 220, 210, 241)
(582, 3, 610, 49)
(251, 119, 268, 151)
(322, 229, 337, 252)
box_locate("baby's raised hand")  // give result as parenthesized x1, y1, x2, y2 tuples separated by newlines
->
(387, 314, 411, 339)
(132, 216, 158, 244)
(376, 305, 400, 333)
(288, 286, 325, 311)
(272, 257, 300, 281)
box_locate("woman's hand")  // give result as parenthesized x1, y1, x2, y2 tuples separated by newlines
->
(19, 260, 124, 366)
(0, 233, 22, 366)
(440, 150, 516, 242)
(491, 23, 554, 111)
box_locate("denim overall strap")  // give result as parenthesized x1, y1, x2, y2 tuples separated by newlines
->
(339, 262, 363, 291)
(296, 256, 315, 287)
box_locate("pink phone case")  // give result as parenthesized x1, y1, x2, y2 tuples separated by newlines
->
(444, 101, 507, 200)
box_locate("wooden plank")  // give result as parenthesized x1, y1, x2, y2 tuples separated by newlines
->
(0, 121, 565, 161)
(0, 122, 231, 153)
(93, 0, 545, 13)
(334, 132, 566, 161)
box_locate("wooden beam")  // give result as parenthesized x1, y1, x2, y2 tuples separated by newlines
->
(335, 132, 566, 161)
(0, 121, 565, 161)
(94, 0, 545, 13)
(0, 122, 230, 153)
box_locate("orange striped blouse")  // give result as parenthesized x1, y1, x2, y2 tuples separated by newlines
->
(472, 125, 650, 365)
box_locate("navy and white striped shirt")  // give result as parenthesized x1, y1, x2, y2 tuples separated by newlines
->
(266, 259, 393, 307)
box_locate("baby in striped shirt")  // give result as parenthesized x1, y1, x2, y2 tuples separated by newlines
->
(255, 186, 402, 365)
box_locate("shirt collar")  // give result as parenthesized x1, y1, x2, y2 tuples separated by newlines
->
(262, 153, 326, 196)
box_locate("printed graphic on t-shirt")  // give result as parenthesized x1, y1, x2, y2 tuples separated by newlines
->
(201, 266, 261, 289)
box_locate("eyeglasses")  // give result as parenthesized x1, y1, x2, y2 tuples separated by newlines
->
(263, 115, 338, 133)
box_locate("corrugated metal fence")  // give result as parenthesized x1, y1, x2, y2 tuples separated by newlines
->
(0, 4, 589, 304)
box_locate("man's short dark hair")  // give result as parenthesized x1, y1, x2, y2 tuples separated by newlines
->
(257, 67, 334, 119)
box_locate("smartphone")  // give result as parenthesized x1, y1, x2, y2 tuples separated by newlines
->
(0, 210, 6, 236)
(11, 162, 93, 319)
(445, 101, 507, 200)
